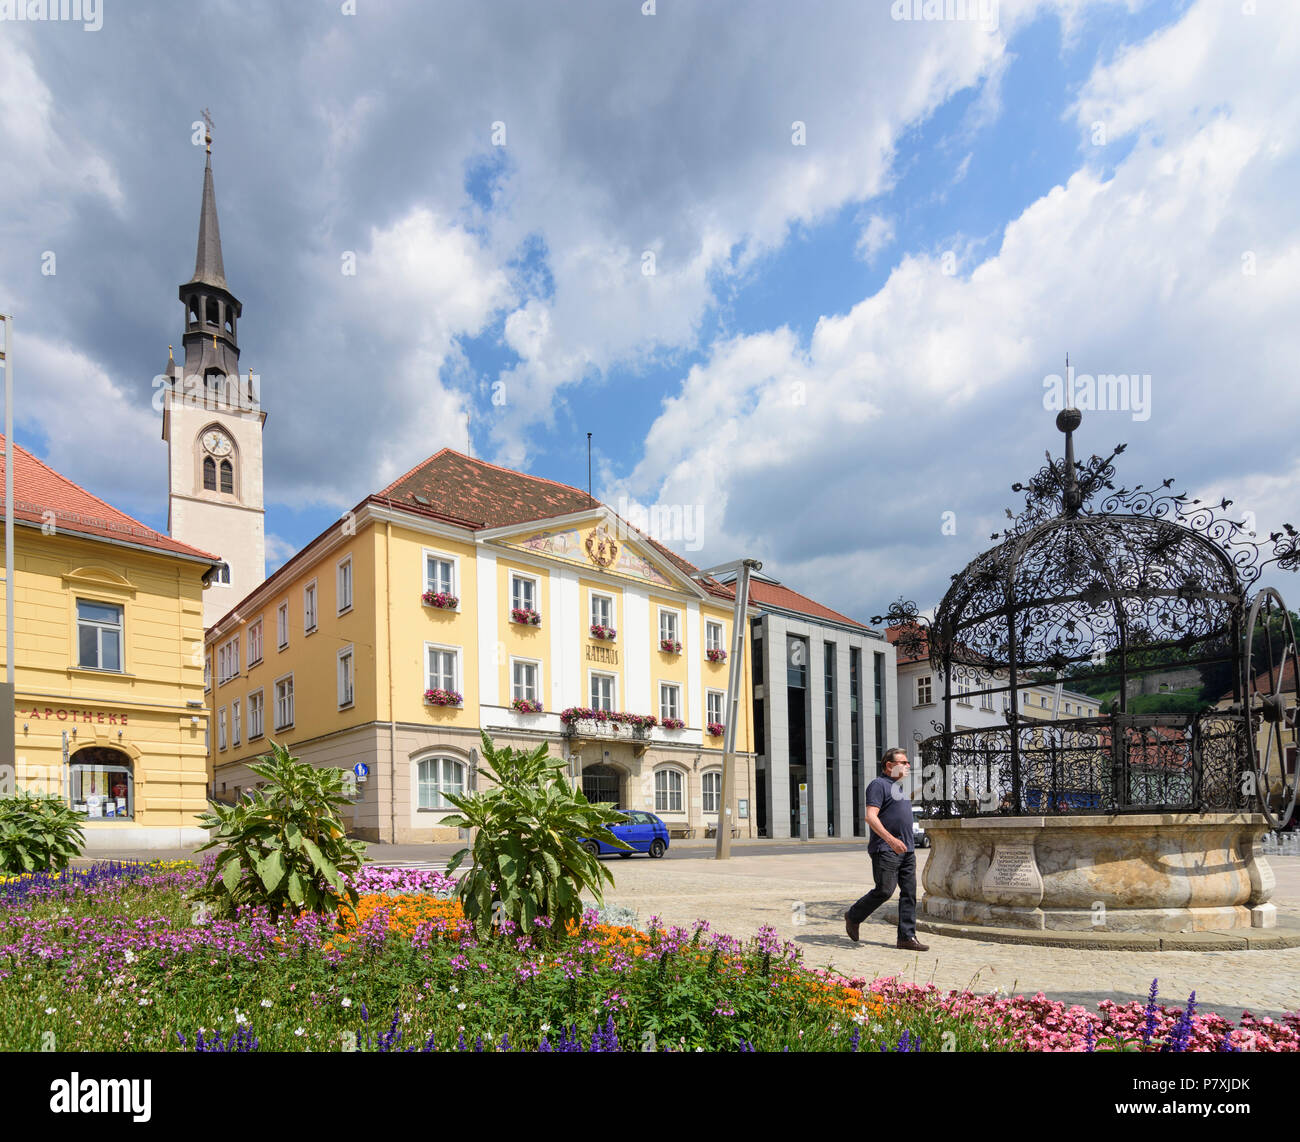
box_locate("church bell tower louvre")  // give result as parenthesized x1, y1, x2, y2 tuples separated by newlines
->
(161, 112, 267, 629)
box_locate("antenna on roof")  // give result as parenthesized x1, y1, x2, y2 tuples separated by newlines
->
(587, 432, 593, 505)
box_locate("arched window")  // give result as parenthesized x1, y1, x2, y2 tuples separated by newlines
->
(415, 756, 465, 810)
(702, 770, 722, 814)
(654, 767, 685, 814)
(189, 295, 200, 324)
(225, 311, 234, 335)
(204, 370, 224, 406)
(219, 459, 233, 494)
(70, 747, 134, 820)
(206, 298, 220, 326)
(203, 456, 217, 490)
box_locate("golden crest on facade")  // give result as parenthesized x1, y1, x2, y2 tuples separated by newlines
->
(586, 526, 619, 568)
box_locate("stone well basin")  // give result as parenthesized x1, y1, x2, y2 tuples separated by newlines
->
(921, 814, 1274, 933)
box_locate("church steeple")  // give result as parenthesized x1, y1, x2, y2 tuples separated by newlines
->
(177, 112, 243, 402)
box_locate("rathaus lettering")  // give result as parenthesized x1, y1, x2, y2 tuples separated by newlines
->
(584, 645, 619, 665)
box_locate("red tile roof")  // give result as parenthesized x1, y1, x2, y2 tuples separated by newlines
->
(742, 580, 869, 629)
(0, 436, 218, 564)
(1218, 659, 1298, 703)
(886, 622, 929, 664)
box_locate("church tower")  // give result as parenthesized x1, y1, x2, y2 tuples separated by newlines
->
(162, 117, 266, 628)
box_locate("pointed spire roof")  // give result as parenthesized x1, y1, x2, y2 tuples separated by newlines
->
(190, 150, 228, 291)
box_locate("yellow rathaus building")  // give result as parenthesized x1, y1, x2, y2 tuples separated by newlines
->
(205, 450, 756, 843)
(1, 436, 220, 850)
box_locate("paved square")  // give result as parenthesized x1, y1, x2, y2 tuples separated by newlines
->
(595, 848, 1300, 1020)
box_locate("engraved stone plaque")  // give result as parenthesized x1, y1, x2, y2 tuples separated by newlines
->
(989, 843, 1038, 888)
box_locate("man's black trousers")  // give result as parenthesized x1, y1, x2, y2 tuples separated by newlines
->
(846, 850, 917, 940)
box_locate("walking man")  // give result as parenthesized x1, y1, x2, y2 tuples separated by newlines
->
(844, 747, 929, 950)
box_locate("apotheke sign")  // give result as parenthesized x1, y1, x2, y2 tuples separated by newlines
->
(20, 706, 129, 726)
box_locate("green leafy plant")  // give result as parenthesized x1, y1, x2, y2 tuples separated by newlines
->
(0, 792, 85, 874)
(192, 741, 366, 919)
(442, 731, 631, 939)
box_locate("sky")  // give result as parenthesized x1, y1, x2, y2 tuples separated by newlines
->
(2, 0, 1299, 625)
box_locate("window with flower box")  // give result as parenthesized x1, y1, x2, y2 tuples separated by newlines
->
(707, 690, 725, 729)
(658, 608, 680, 651)
(590, 592, 614, 633)
(510, 574, 538, 614)
(706, 621, 724, 652)
(659, 682, 681, 725)
(425, 644, 461, 704)
(512, 659, 540, 706)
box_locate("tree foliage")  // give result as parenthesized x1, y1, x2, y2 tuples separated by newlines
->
(0, 792, 85, 874)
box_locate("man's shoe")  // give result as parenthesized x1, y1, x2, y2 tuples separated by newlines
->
(896, 937, 929, 951)
(844, 913, 860, 943)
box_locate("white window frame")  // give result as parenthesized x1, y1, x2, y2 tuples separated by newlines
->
(415, 755, 467, 812)
(303, 579, 318, 634)
(276, 601, 289, 650)
(658, 606, 680, 646)
(980, 687, 994, 711)
(217, 635, 240, 687)
(274, 673, 295, 731)
(338, 645, 354, 709)
(510, 571, 539, 613)
(654, 766, 685, 814)
(956, 670, 972, 706)
(204, 654, 211, 692)
(916, 675, 933, 706)
(423, 547, 459, 599)
(247, 688, 264, 739)
(705, 620, 724, 652)
(659, 681, 681, 723)
(337, 555, 353, 615)
(589, 590, 614, 631)
(702, 769, 722, 814)
(231, 698, 241, 747)
(424, 642, 461, 694)
(706, 689, 725, 726)
(510, 656, 541, 704)
(589, 670, 617, 712)
(217, 707, 227, 751)
(247, 619, 263, 669)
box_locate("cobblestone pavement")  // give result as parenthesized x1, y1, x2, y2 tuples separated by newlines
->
(593, 849, 1300, 1021)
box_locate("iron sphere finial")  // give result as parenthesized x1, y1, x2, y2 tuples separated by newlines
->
(1056, 408, 1082, 434)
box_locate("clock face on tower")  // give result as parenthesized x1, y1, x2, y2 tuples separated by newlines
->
(202, 430, 233, 457)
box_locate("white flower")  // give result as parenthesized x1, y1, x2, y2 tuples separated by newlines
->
(234, 1011, 248, 1025)
(539, 1023, 550, 1034)
(457, 1002, 466, 1011)
(260, 999, 273, 1008)
(138, 998, 150, 1006)
(448, 985, 458, 994)
(45, 1007, 57, 1015)
(695, 1046, 704, 1053)
(294, 1028, 305, 1037)
(341, 998, 352, 1008)
(123, 949, 136, 964)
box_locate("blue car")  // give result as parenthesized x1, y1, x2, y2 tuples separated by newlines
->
(581, 810, 670, 859)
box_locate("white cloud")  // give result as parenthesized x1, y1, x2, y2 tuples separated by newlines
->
(625, 0, 1300, 616)
(856, 215, 897, 264)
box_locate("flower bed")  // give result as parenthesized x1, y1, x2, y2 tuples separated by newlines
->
(590, 625, 616, 641)
(511, 698, 543, 714)
(706, 649, 727, 663)
(1, 861, 1296, 1053)
(659, 639, 682, 654)
(422, 591, 458, 610)
(424, 688, 463, 707)
(510, 608, 541, 626)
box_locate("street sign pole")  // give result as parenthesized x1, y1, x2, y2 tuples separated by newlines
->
(695, 556, 761, 861)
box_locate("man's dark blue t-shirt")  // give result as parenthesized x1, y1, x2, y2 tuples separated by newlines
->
(865, 775, 913, 855)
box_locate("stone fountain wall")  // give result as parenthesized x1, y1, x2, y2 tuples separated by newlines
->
(921, 814, 1275, 933)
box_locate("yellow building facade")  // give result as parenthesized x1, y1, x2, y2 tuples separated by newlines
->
(1, 439, 218, 850)
(206, 450, 756, 842)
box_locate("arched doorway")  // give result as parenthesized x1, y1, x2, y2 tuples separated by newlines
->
(70, 746, 135, 820)
(581, 764, 621, 807)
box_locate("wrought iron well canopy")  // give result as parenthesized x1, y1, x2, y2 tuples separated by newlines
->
(876, 410, 1300, 826)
